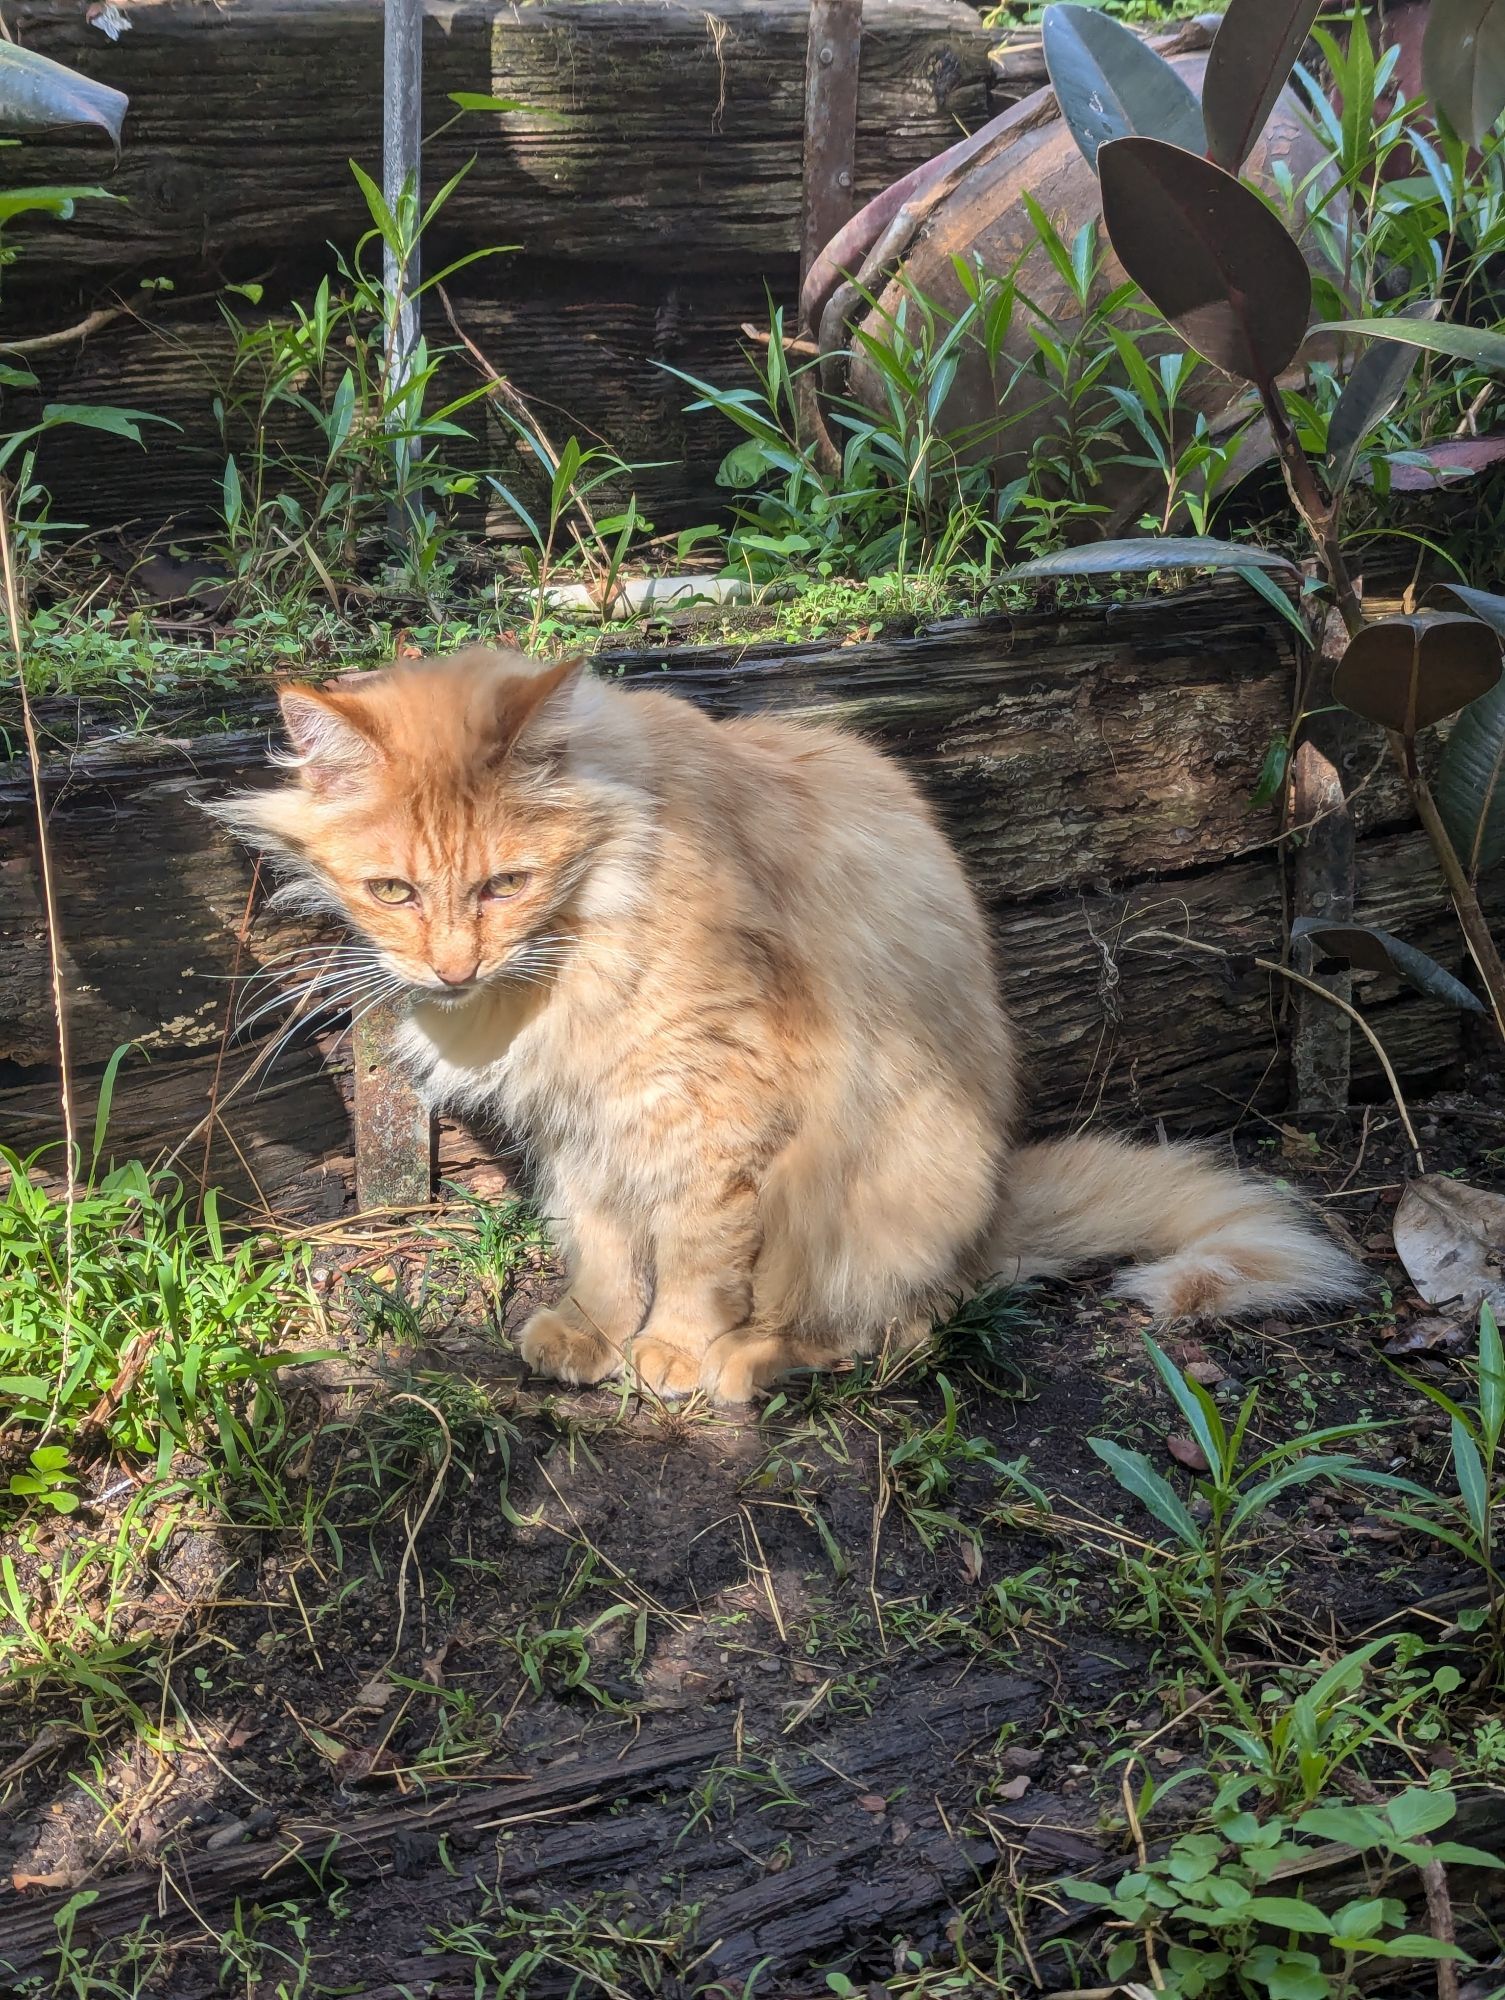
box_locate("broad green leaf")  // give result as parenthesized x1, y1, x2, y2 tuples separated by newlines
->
(40, 404, 179, 449)
(0, 42, 126, 145)
(1043, 4, 1205, 170)
(1145, 1334, 1225, 1474)
(1008, 536, 1298, 579)
(1312, 317, 1505, 372)
(1295, 1803, 1382, 1845)
(1327, 307, 1439, 494)
(448, 91, 562, 119)
(1481, 1302, 1505, 1452)
(1291, 918, 1487, 1013)
(1088, 1436, 1204, 1549)
(1423, 0, 1505, 144)
(1386, 1787, 1457, 1840)
(0, 184, 111, 227)
(1244, 1897, 1333, 1934)
(1452, 1417, 1488, 1537)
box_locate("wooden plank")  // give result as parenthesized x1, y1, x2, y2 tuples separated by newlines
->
(17, 269, 771, 532)
(2, 586, 1479, 1196)
(4, 0, 993, 286)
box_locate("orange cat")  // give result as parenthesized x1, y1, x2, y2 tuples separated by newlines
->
(220, 645, 1359, 1402)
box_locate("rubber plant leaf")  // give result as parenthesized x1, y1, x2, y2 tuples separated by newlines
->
(1043, 4, 1205, 170)
(1097, 136, 1311, 383)
(1291, 917, 1487, 1013)
(1428, 582, 1505, 874)
(1331, 611, 1501, 735)
(1423, 0, 1505, 145)
(0, 42, 126, 146)
(1203, 0, 1325, 171)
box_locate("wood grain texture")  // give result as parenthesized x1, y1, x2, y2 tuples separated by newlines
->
(5, 0, 993, 284)
(0, 584, 1480, 1199)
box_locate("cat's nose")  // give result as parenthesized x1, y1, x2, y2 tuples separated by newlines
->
(433, 960, 480, 988)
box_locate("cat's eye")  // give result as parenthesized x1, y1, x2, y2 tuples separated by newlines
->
(366, 878, 416, 906)
(483, 870, 530, 900)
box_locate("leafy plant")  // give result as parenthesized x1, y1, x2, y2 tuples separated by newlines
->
(1090, 1335, 1424, 1655)
(1384, 1302, 1505, 1645)
(1066, 1780, 1493, 1998)
(887, 1373, 1048, 1549)
(7, 1443, 78, 1514)
(1197, 1637, 1463, 1811)
(211, 159, 510, 603)
(0, 1053, 317, 1483)
(1023, 0, 1505, 1046)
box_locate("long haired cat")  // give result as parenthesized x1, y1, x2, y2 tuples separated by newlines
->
(219, 645, 1359, 1402)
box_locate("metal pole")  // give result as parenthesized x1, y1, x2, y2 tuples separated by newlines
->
(352, 0, 434, 1218)
(383, 0, 423, 538)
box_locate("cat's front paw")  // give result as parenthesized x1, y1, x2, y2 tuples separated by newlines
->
(627, 1335, 702, 1400)
(519, 1308, 620, 1386)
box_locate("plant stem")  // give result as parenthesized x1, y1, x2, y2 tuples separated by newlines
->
(1132, 928, 1427, 1173)
(1258, 375, 1505, 1050)
(0, 481, 78, 1436)
(1393, 731, 1505, 1045)
(1258, 378, 1366, 639)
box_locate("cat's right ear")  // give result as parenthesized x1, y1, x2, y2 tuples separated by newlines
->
(277, 685, 380, 792)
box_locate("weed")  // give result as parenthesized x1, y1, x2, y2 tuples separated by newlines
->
(212, 160, 507, 605)
(1384, 1303, 1505, 1652)
(1090, 1335, 1423, 1656)
(1066, 1779, 1493, 1998)
(0, 1058, 318, 1488)
(429, 1889, 695, 1997)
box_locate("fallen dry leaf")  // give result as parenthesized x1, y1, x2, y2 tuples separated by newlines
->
(354, 1677, 396, 1712)
(1384, 1316, 1469, 1357)
(13, 1869, 75, 1892)
(333, 1745, 404, 1790)
(1393, 1176, 1505, 1318)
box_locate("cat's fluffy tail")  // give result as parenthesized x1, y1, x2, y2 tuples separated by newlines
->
(992, 1134, 1363, 1319)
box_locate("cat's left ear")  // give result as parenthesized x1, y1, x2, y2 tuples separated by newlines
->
(278, 683, 382, 793)
(489, 654, 588, 765)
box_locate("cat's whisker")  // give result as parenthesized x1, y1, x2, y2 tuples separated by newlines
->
(235, 966, 397, 1039)
(252, 975, 406, 1087)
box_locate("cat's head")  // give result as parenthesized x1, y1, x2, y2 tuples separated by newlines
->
(215, 646, 638, 998)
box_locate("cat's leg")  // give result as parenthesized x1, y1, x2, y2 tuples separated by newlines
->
(628, 1185, 761, 1399)
(519, 1207, 644, 1387)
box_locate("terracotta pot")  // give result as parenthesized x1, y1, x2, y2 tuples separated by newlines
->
(821, 38, 1345, 539)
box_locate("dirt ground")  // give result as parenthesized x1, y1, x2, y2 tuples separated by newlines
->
(3, 1096, 1505, 1998)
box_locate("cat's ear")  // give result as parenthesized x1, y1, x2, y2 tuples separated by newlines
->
(489, 654, 587, 765)
(277, 684, 381, 791)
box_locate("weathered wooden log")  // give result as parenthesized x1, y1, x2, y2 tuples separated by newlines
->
(1, 582, 1484, 1203)
(2, 0, 994, 291)
(17, 265, 771, 532)
(0, 1665, 1046, 1985)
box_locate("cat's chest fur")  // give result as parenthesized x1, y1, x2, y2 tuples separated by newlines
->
(398, 944, 661, 1170)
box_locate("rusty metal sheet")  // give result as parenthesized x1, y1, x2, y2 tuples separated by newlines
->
(353, 999, 434, 1214)
(801, 0, 863, 298)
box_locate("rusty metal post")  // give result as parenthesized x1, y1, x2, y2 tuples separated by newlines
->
(1292, 598, 1360, 1115)
(354, 1000, 434, 1213)
(800, 0, 862, 300)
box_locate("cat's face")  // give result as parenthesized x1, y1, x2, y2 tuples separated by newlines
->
(222, 648, 606, 999)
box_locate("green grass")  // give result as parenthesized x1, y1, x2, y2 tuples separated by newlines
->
(0, 1135, 315, 1489)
